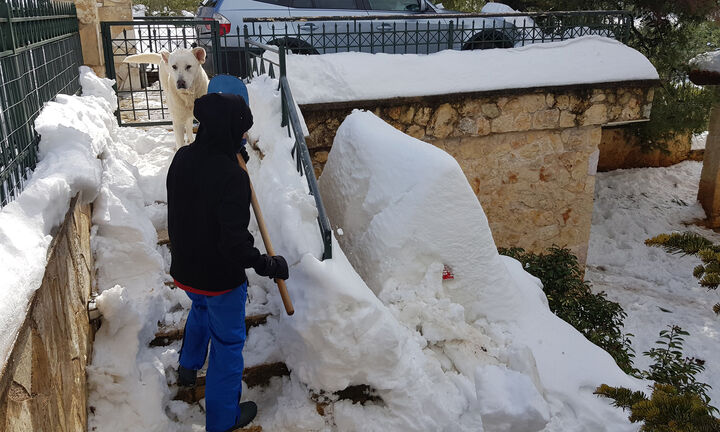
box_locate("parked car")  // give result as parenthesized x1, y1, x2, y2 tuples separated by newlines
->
(195, 0, 520, 76)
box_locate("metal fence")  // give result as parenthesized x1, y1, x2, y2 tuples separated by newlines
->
(100, 17, 221, 126)
(238, 10, 631, 55)
(245, 41, 332, 260)
(0, 0, 82, 206)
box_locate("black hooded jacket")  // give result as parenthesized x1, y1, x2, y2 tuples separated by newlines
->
(166, 92, 260, 293)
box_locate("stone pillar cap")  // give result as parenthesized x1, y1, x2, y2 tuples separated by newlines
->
(689, 50, 720, 85)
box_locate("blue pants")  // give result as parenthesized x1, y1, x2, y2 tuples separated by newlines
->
(179, 283, 247, 432)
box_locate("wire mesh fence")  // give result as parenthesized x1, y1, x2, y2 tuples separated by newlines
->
(0, 0, 82, 207)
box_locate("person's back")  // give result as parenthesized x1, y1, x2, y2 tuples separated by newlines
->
(166, 92, 288, 432)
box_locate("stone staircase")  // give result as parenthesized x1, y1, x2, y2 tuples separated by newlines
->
(155, 229, 382, 430)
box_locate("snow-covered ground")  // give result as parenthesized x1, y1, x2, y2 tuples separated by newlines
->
(587, 161, 720, 404)
(693, 131, 708, 150)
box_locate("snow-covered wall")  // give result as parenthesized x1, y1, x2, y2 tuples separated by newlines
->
(288, 36, 658, 105)
(0, 67, 116, 372)
(305, 82, 656, 265)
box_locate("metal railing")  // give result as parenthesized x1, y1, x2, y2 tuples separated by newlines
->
(0, 0, 82, 207)
(245, 41, 332, 260)
(237, 10, 631, 55)
(100, 17, 222, 126)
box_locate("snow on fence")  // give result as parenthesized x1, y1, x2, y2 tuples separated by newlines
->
(0, 0, 83, 207)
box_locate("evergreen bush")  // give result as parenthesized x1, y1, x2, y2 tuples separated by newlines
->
(596, 326, 719, 431)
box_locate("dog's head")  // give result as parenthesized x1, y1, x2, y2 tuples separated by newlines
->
(161, 47, 206, 91)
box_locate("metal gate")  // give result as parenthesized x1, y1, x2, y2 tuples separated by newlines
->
(100, 17, 221, 127)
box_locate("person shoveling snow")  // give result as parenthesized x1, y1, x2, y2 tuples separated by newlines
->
(166, 92, 289, 431)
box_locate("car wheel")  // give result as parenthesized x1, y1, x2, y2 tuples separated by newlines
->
(462, 30, 515, 50)
(269, 37, 319, 55)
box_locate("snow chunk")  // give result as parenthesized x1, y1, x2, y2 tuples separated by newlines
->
(319, 110, 515, 323)
(79, 65, 118, 111)
(319, 111, 644, 430)
(475, 364, 550, 432)
(288, 36, 658, 105)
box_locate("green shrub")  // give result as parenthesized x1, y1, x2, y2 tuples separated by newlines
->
(645, 232, 720, 311)
(596, 326, 719, 431)
(499, 246, 637, 374)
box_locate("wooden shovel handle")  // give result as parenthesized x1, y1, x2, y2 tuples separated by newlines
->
(237, 154, 294, 316)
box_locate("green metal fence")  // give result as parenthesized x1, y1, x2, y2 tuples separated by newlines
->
(100, 17, 221, 127)
(0, 0, 82, 206)
(244, 41, 332, 260)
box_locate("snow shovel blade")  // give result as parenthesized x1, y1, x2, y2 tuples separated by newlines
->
(208, 74, 249, 102)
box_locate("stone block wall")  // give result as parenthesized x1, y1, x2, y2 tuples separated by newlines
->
(0, 196, 94, 432)
(598, 127, 692, 171)
(303, 82, 655, 265)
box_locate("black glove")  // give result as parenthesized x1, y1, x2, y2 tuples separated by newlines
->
(253, 254, 289, 280)
(236, 143, 249, 163)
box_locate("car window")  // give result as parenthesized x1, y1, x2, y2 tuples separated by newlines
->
(254, 0, 292, 5)
(313, 0, 358, 9)
(367, 0, 420, 11)
(291, 0, 313, 6)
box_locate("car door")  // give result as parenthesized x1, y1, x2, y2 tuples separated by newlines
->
(361, 0, 448, 54)
(287, 0, 369, 54)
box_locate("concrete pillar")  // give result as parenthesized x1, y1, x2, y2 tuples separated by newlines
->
(74, 0, 105, 77)
(698, 90, 720, 227)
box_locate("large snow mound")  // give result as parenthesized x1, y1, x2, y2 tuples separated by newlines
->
(318, 110, 645, 430)
(0, 66, 114, 371)
(287, 36, 658, 105)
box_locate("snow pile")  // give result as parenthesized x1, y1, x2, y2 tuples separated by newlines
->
(318, 111, 643, 430)
(587, 161, 720, 404)
(84, 72, 187, 431)
(0, 66, 113, 370)
(287, 36, 658, 105)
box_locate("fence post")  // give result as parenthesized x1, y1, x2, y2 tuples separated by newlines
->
(279, 44, 287, 127)
(211, 20, 221, 74)
(243, 25, 251, 78)
(447, 20, 454, 50)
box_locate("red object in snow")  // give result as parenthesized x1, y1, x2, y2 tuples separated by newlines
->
(442, 264, 454, 280)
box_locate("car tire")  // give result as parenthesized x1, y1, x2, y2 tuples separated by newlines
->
(462, 30, 515, 50)
(268, 37, 319, 55)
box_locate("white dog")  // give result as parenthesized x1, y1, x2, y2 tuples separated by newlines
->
(124, 47, 209, 149)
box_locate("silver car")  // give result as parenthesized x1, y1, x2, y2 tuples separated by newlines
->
(196, 0, 519, 75)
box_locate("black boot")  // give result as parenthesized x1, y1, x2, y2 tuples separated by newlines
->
(177, 365, 197, 387)
(223, 401, 257, 432)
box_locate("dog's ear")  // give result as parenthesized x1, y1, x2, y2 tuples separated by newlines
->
(160, 50, 170, 64)
(192, 47, 207, 65)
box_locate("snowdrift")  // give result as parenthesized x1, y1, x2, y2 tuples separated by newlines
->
(318, 111, 644, 431)
(0, 67, 113, 370)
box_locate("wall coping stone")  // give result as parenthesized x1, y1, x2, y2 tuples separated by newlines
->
(298, 79, 660, 112)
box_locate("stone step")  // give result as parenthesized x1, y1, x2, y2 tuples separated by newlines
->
(150, 313, 270, 347)
(157, 229, 170, 246)
(174, 362, 291, 403)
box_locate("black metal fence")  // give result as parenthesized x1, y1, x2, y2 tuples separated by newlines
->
(100, 17, 221, 126)
(0, 0, 82, 206)
(238, 10, 631, 55)
(244, 41, 332, 260)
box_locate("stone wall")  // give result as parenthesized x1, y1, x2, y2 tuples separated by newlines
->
(598, 127, 692, 171)
(303, 82, 656, 265)
(0, 196, 94, 432)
